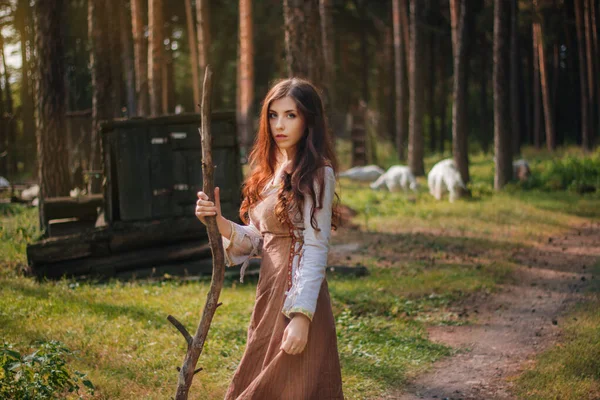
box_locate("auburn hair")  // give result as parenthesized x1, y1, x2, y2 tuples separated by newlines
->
(240, 78, 339, 231)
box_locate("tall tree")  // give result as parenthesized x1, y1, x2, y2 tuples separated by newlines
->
(392, 0, 406, 160)
(450, 0, 470, 186)
(148, 0, 164, 116)
(131, 0, 149, 115)
(574, 0, 590, 149)
(162, 18, 174, 113)
(583, 0, 596, 145)
(108, 0, 123, 117)
(119, 0, 136, 116)
(533, 21, 555, 150)
(0, 34, 17, 178)
(283, 0, 323, 87)
(319, 0, 335, 111)
(89, 0, 115, 193)
(196, 0, 210, 90)
(510, 0, 521, 155)
(408, 0, 424, 176)
(185, 0, 200, 109)
(238, 0, 254, 153)
(35, 0, 71, 225)
(590, 0, 599, 142)
(427, 0, 437, 153)
(493, 0, 512, 190)
(16, 0, 35, 171)
(532, 22, 542, 148)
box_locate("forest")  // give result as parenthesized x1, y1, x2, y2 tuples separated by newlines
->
(0, 0, 600, 399)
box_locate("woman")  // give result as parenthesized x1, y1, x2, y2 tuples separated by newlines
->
(195, 78, 344, 399)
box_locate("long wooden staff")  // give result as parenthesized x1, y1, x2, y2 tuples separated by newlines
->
(168, 65, 226, 400)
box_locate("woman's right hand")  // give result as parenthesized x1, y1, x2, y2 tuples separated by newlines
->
(195, 187, 222, 225)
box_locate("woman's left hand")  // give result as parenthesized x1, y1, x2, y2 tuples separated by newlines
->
(281, 314, 310, 355)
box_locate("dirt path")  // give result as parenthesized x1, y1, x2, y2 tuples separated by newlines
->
(377, 221, 600, 400)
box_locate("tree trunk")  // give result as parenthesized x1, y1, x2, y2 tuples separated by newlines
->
(590, 0, 599, 146)
(35, 0, 71, 230)
(534, 22, 555, 151)
(400, 0, 410, 68)
(148, 0, 163, 116)
(108, 0, 123, 117)
(319, 0, 335, 112)
(18, 0, 35, 173)
(185, 0, 200, 110)
(493, 0, 512, 190)
(574, 0, 590, 150)
(408, 0, 424, 176)
(480, 35, 491, 153)
(0, 48, 5, 178)
(510, 0, 521, 155)
(119, 0, 136, 117)
(238, 0, 254, 154)
(392, 0, 406, 160)
(451, 0, 470, 185)
(436, 42, 448, 155)
(450, 0, 459, 57)
(196, 0, 210, 90)
(583, 0, 596, 147)
(89, 0, 115, 194)
(283, 0, 322, 87)
(162, 18, 174, 114)
(532, 22, 542, 148)
(0, 35, 17, 177)
(427, 3, 437, 153)
(131, 0, 149, 116)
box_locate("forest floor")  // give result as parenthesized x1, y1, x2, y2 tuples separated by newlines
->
(354, 221, 600, 400)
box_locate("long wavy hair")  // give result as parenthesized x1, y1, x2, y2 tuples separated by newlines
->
(240, 78, 339, 231)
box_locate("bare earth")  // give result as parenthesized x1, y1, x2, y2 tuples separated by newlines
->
(330, 220, 600, 400)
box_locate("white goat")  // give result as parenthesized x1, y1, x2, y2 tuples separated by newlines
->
(370, 165, 418, 193)
(339, 165, 385, 181)
(427, 159, 466, 202)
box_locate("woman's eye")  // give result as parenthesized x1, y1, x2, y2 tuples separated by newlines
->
(287, 113, 296, 119)
(268, 113, 276, 119)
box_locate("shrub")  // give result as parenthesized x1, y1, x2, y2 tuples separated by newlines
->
(0, 341, 94, 399)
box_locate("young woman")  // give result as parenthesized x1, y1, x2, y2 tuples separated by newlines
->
(195, 78, 344, 399)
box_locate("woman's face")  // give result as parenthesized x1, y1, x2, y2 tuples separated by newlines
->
(268, 96, 306, 159)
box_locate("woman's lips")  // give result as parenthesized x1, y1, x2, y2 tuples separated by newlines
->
(275, 135, 287, 140)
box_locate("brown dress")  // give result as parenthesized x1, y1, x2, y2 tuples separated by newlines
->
(224, 187, 344, 400)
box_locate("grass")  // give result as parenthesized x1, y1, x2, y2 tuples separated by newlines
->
(1, 145, 600, 399)
(514, 264, 600, 400)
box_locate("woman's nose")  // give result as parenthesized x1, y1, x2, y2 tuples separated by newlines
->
(275, 118, 284, 130)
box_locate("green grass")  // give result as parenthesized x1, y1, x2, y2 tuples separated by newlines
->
(1, 146, 600, 399)
(514, 264, 600, 400)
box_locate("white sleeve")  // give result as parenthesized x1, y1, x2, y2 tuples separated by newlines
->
(221, 217, 263, 282)
(282, 166, 335, 321)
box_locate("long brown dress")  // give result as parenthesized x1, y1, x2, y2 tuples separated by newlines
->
(224, 186, 344, 400)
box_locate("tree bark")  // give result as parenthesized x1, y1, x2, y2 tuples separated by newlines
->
(436, 42, 448, 155)
(238, 0, 254, 154)
(533, 22, 555, 150)
(196, 0, 210, 90)
(408, 0, 424, 176)
(108, 0, 123, 118)
(148, 0, 163, 116)
(319, 0, 335, 112)
(185, 0, 200, 110)
(18, 0, 35, 173)
(0, 34, 17, 178)
(451, 0, 470, 186)
(493, 0, 512, 190)
(89, 0, 115, 194)
(400, 0, 410, 68)
(574, 0, 590, 150)
(532, 22, 542, 148)
(162, 17, 174, 114)
(427, 2, 437, 153)
(480, 35, 491, 153)
(510, 0, 521, 155)
(35, 0, 71, 231)
(392, 0, 406, 160)
(119, 0, 136, 117)
(590, 0, 599, 145)
(584, 0, 596, 147)
(131, 0, 149, 116)
(170, 67, 225, 400)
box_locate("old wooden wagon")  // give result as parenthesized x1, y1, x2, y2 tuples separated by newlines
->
(27, 112, 245, 280)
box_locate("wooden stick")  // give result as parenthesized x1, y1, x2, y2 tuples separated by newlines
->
(169, 65, 226, 400)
